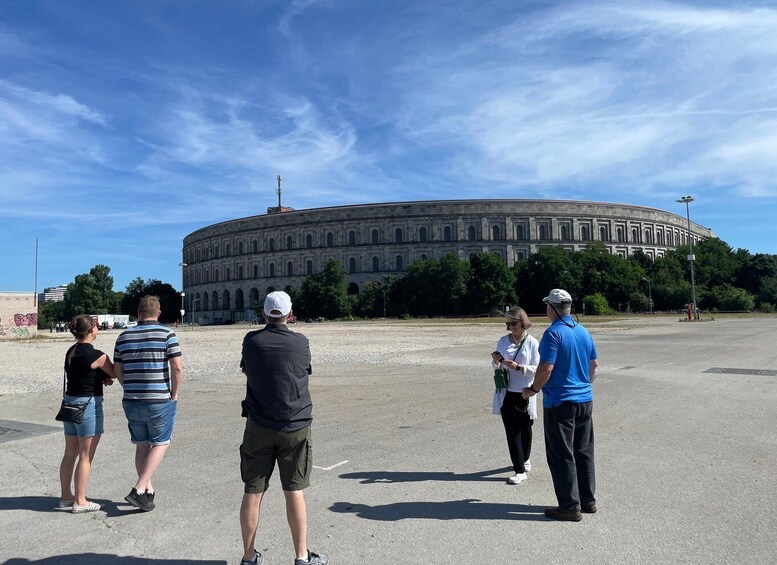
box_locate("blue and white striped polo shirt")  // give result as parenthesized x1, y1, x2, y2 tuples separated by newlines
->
(114, 321, 182, 402)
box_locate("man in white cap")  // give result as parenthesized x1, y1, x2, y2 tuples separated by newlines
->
(237, 291, 328, 565)
(522, 288, 599, 522)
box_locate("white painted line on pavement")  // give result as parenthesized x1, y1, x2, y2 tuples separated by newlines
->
(313, 460, 349, 471)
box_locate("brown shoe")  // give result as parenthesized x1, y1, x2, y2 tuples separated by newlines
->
(582, 501, 597, 514)
(544, 506, 583, 522)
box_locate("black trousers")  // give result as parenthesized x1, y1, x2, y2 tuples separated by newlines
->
(543, 401, 596, 510)
(500, 391, 533, 474)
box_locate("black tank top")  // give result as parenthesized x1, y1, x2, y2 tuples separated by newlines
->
(64, 343, 107, 397)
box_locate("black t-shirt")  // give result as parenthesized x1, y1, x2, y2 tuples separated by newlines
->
(64, 342, 108, 397)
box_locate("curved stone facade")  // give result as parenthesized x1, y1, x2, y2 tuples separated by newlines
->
(181, 199, 713, 323)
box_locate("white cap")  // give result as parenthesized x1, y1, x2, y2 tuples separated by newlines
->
(543, 288, 573, 304)
(263, 291, 292, 317)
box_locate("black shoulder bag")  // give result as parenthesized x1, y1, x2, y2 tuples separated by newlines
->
(55, 347, 92, 424)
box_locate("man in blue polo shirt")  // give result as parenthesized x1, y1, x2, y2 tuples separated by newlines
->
(523, 288, 599, 522)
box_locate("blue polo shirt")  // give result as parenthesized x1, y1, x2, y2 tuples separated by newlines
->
(538, 316, 597, 408)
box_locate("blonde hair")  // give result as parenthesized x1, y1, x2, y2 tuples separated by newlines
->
(138, 295, 161, 318)
(505, 307, 531, 329)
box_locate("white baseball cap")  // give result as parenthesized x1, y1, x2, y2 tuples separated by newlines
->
(543, 288, 573, 304)
(263, 291, 292, 317)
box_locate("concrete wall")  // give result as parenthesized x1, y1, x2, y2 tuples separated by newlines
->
(0, 293, 38, 340)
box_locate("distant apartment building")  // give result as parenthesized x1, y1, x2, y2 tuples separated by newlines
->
(41, 285, 68, 302)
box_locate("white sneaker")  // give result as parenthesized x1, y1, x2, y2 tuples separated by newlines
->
(506, 473, 527, 484)
(524, 459, 532, 472)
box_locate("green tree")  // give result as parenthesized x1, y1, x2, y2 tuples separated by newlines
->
(514, 247, 575, 313)
(736, 254, 777, 295)
(121, 278, 181, 323)
(62, 264, 120, 317)
(297, 259, 350, 319)
(465, 252, 516, 314)
(711, 284, 755, 311)
(583, 293, 613, 315)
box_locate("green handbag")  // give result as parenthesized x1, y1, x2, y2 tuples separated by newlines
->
(493, 368, 509, 391)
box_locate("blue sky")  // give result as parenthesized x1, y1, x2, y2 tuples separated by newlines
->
(2, 0, 777, 292)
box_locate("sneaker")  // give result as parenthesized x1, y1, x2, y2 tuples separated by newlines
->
(146, 490, 155, 504)
(582, 501, 597, 514)
(544, 506, 583, 522)
(72, 501, 101, 513)
(241, 549, 264, 565)
(506, 473, 527, 485)
(57, 499, 74, 510)
(295, 550, 329, 565)
(524, 459, 532, 472)
(124, 488, 155, 512)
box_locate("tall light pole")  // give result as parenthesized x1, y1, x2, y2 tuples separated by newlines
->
(179, 262, 187, 324)
(642, 277, 653, 314)
(381, 288, 387, 319)
(676, 196, 697, 319)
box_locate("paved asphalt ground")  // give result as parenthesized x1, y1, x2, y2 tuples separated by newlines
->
(1, 317, 776, 564)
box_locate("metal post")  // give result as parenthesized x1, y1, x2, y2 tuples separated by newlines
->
(381, 288, 387, 319)
(179, 262, 188, 324)
(676, 196, 697, 319)
(643, 277, 653, 314)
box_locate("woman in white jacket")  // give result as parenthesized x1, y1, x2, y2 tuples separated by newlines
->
(491, 307, 540, 484)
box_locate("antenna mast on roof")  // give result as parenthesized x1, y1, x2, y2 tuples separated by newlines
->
(276, 175, 282, 208)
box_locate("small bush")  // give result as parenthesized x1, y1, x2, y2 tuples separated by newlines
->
(583, 293, 613, 315)
(759, 302, 775, 313)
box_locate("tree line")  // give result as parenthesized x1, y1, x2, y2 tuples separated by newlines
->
(38, 265, 182, 328)
(287, 237, 777, 319)
(39, 236, 777, 328)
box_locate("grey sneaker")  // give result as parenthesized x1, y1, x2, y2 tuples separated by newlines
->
(295, 550, 329, 565)
(241, 549, 263, 565)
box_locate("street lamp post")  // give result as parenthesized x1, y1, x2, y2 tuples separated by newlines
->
(381, 288, 387, 319)
(676, 196, 697, 319)
(179, 262, 188, 324)
(642, 277, 653, 314)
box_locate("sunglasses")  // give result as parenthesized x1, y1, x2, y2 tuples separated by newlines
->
(506, 321, 522, 327)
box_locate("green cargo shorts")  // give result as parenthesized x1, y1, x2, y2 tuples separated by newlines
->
(240, 418, 312, 493)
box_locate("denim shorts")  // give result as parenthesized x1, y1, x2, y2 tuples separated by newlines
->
(122, 399, 177, 446)
(63, 396, 104, 438)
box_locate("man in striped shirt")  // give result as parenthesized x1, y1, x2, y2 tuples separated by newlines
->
(114, 295, 183, 512)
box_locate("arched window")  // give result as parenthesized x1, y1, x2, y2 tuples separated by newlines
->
(268, 238, 275, 252)
(348, 231, 356, 245)
(269, 263, 275, 277)
(516, 252, 525, 260)
(306, 260, 313, 275)
(253, 264, 259, 278)
(214, 269, 219, 282)
(349, 257, 356, 272)
(252, 239, 258, 253)
(468, 226, 476, 241)
(287, 236, 293, 250)
(238, 266, 243, 279)
(396, 255, 404, 271)
(372, 256, 380, 272)
(238, 241, 244, 254)
(347, 282, 359, 295)
(202, 292, 209, 311)
(287, 261, 293, 276)
(581, 225, 590, 241)
(668, 231, 674, 246)
(235, 289, 244, 310)
(213, 246, 219, 259)
(561, 225, 570, 241)
(617, 227, 624, 242)
(493, 225, 501, 240)
(372, 229, 379, 244)
(327, 232, 334, 247)
(539, 225, 547, 241)
(516, 225, 524, 240)
(306, 234, 313, 248)
(420, 254, 428, 261)
(395, 228, 403, 243)
(444, 226, 452, 241)
(657, 231, 664, 245)
(212, 291, 219, 311)
(225, 243, 231, 256)
(223, 290, 231, 310)
(599, 226, 608, 242)
(632, 227, 639, 243)
(644, 229, 652, 244)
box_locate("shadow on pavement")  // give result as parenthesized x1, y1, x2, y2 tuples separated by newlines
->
(2, 556, 227, 564)
(0, 496, 159, 518)
(330, 499, 547, 521)
(338, 467, 513, 484)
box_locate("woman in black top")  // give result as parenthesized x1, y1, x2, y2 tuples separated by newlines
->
(58, 315, 115, 513)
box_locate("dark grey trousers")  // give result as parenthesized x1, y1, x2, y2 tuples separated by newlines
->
(543, 401, 596, 510)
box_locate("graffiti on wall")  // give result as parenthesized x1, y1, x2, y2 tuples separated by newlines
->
(0, 311, 38, 339)
(14, 313, 38, 327)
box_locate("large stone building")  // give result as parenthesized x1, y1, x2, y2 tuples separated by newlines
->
(182, 199, 713, 323)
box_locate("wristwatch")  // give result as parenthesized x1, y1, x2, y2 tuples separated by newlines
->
(529, 384, 540, 393)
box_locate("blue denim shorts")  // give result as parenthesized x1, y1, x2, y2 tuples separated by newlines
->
(122, 399, 177, 446)
(63, 396, 104, 438)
